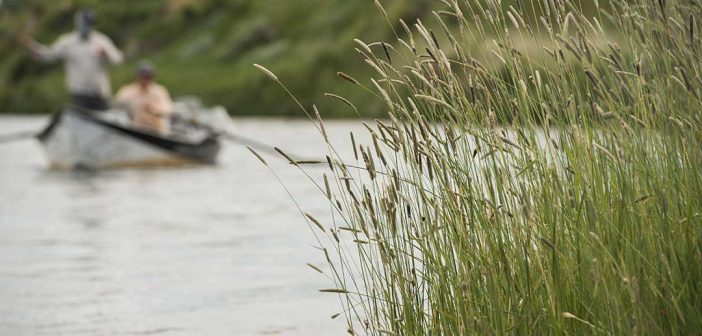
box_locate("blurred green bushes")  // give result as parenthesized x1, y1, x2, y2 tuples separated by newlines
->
(0, 0, 432, 116)
(0, 0, 605, 116)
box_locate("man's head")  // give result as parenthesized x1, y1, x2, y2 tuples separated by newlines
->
(74, 10, 95, 40)
(137, 61, 155, 87)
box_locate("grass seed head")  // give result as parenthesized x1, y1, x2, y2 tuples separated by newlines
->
(253, 63, 278, 81)
(247, 147, 267, 166)
(274, 147, 297, 165)
(337, 71, 360, 85)
(305, 213, 326, 233)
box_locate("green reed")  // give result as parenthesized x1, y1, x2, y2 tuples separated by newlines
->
(256, 0, 702, 334)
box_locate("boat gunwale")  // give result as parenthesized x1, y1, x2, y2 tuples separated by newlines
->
(38, 106, 222, 165)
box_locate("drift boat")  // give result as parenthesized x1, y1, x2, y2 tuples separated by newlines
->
(36, 98, 232, 169)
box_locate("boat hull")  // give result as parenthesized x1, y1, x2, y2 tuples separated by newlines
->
(37, 109, 220, 169)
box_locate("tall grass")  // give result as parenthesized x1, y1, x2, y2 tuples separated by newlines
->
(257, 0, 702, 334)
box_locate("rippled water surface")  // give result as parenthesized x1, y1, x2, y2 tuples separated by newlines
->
(0, 116, 357, 336)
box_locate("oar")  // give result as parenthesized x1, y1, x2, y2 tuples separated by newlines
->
(0, 130, 37, 144)
(220, 131, 324, 164)
(172, 116, 321, 163)
(217, 132, 282, 156)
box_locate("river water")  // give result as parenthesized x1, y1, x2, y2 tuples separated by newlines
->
(0, 116, 358, 336)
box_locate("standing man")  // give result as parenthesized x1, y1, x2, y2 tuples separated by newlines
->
(22, 10, 123, 110)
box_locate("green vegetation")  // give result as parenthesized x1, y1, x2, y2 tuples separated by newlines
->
(0, 0, 434, 116)
(257, 0, 702, 334)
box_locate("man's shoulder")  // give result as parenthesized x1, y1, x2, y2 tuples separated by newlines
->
(92, 31, 115, 43)
(116, 83, 139, 96)
(152, 83, 171, 94)
(55, 32, 79, 45)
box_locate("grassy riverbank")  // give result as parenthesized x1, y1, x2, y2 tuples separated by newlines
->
(263, 0, 702, 334)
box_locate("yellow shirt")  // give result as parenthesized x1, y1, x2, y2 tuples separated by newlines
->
(115, 82, 173, 133)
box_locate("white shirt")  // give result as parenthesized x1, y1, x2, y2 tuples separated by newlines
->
(31, 31, 124, 97)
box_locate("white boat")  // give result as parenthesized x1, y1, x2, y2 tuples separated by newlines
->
(36, 98, 232, 169)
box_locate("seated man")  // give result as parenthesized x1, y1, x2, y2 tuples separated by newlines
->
(115, 62, 173, 133)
